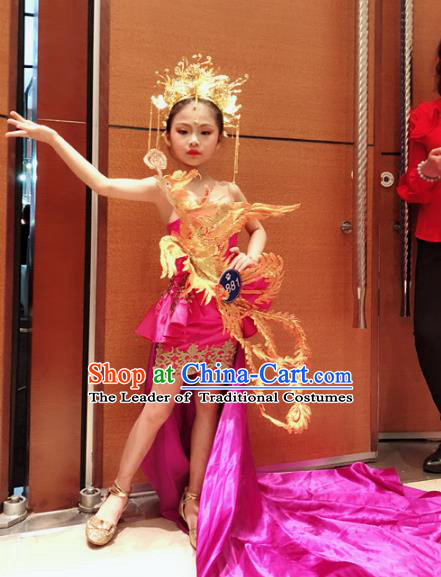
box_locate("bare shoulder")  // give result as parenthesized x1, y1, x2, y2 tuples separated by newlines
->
(225, 182, 265, 233)
(226, 181, 247, 202)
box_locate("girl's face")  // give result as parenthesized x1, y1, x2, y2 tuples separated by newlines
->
(164, 101, 221, 168)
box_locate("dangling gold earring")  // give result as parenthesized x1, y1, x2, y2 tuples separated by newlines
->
(233, 119, 240, 184)
(147, 98, 153, 152)
(144, 98, 167, 174)
(155, 105, 161, 149)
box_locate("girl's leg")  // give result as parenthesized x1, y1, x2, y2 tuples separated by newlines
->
(93, 373, 185, 525)
(182, 387, 221, 533)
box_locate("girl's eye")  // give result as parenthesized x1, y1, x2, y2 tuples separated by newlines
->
(176, 129, 212, 135)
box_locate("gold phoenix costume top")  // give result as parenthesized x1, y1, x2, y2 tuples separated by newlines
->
(136, 168, 312, 434)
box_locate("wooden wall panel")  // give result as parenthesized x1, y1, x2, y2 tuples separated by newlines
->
(29, 121, 86, 509)
(0, 0, 13, 115)
(380, 0, 400, 153)
(37, 1, 88, 121)
(0, 0, 17, 501)
(28, 0, 88, 510)
(109, 0, 376, 144)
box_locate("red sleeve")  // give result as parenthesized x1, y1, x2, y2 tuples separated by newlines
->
(396, 104, 438, 205)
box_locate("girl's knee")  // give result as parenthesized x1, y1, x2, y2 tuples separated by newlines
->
(195, 393, 220, 416)
(140, 399, 174, 426)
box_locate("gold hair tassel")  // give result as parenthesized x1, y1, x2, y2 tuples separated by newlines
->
(233, 120, 240, 183)
(147, 98, 153, 151)
(155, 105, 161, 148)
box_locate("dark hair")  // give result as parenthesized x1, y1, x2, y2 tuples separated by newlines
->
(165, 97, 224, 138)
(437, 39, 441, 96)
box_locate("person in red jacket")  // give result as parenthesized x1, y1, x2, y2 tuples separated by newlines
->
(397, 39, 441, 473)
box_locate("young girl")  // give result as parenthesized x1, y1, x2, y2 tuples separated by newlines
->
(5, 56, 309, 551)
(7, 55, 441, 577)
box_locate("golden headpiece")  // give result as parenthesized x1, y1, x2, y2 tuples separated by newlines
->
(145, 54, 249, 182)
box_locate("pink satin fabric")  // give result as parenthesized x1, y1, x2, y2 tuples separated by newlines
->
(138, 220, 441, 576)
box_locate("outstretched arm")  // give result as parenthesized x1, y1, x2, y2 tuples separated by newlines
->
(227, 182, 267, 272)
(5, 111, 160, 203)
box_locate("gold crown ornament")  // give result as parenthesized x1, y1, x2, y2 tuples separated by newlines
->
(143, 54, 249, 183)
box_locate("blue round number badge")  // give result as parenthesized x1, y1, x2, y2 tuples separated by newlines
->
(219, 269, 242, 303)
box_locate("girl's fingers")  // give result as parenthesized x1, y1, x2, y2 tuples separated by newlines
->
(237, 256, 256, 272)
(8, 119, 27, 131)
(237, 262, 248, 272)
(5, 130, 27, 138)
(232, 257, 246, 270)
(233, 257, 245, 269)
(227, 249, 255, 271)
(10, 111, 25, 121)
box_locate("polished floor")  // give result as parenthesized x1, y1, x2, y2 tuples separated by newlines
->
(1, 440, 441, 577)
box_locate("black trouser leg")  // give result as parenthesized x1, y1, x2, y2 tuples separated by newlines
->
(413, 239, 441, 415)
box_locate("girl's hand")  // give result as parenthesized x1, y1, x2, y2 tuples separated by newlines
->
(4, 111, 56, 144)
(227, 247, 260, 272)
(422, 147, 441, 178)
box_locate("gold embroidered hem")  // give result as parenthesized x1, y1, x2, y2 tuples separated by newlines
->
(154, 340, 237, 374)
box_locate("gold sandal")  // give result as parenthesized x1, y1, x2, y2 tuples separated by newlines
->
(178, 485, 200, 550)
(85, 480, 131, 546)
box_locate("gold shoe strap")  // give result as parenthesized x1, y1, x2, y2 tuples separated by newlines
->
(109, 480, 130, 498)
(183, 487, 200, 503)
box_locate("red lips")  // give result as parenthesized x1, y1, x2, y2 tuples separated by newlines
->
(187, 150, 201, 156)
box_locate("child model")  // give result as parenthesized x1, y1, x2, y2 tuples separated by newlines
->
(7, 55, 441, 577)
(6, 55, 309, 550)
